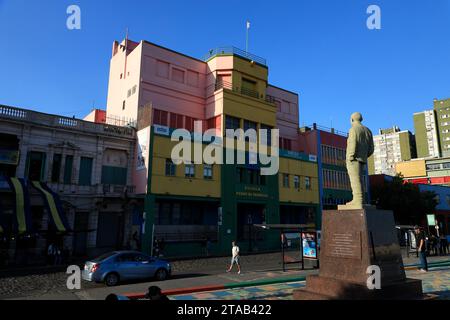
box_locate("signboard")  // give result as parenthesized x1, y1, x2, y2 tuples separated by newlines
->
(302, 232, 317, 259)
(136, 128, 149, 171)
(153, 125, 170, 136)
(408, 230, 417, 250)
(427, 214, 436, 226)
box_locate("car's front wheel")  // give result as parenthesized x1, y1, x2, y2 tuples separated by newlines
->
(104, 273, 120, 286)
(154, 268, 168, 281)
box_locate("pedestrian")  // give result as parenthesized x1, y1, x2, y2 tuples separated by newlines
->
(159, 238, 165, 257)
(54, 244, 62, 265)
(414, 226, 428, 272)
(226, 240, 241, 274)
(206, 237, 212, 257)
(153, 238, 160, 257)
(47, 242, 56, 265)
(440, 233, 448, 255)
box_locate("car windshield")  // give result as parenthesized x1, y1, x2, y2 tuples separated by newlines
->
(92, 252, 116, 262)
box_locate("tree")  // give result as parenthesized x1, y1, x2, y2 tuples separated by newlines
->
(370, 175, 437, 225)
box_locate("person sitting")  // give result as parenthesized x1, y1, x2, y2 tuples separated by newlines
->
(145, 286, 169, 300)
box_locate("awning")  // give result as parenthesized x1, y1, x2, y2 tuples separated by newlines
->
(6, 177, 32, 234)
(31, 181, 71, 233)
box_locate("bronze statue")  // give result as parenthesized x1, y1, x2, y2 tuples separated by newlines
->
(342, 112, 374, 209)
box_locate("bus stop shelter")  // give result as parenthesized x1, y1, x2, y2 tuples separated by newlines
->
(254, 224, 320, 271)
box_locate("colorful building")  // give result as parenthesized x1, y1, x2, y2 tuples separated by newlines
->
(433, 98, 450, 157)
(368, 126, 416, 176)
(396, 156, 450, 186)
(0, 104, 140, 264)
(413, 110, 440, 159)
(105, 39, 320, 257)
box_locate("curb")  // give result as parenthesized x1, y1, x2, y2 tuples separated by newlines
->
(125, 259, 450, 299)
(125, 275, 306, 299)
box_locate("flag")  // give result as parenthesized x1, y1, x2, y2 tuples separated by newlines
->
(246, 21, 250, 29)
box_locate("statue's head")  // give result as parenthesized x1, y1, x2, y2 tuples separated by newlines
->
(350, 112, 363, 124)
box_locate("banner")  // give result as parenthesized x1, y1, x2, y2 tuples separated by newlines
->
(6, 177, 32, 234)
(32, 181, 71, 233)
(302, 232, 317, 259)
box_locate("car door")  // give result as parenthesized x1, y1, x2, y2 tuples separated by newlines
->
(115, 253, 140, 280)
(133, 254, 157, 279)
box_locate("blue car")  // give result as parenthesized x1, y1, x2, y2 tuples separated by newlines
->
(82, 251, 171, 286)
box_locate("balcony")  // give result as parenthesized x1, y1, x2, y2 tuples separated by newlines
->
(214, 80, 276, 106)
(0, 105, 135, 139)
(203, 46, 267, 66)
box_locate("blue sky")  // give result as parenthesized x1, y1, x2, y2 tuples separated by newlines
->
(0, 0, 449, 133)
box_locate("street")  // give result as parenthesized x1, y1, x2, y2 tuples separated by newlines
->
(2, 252, 449, 300)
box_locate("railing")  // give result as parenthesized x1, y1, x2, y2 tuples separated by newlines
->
(302, 123, 348, 137)
(240, 87, 259, 99)
(265, 94, 276, 104)
(0, 104, 135, 138)
(214, 80, 276, 105)
(203, 46, 267, 66)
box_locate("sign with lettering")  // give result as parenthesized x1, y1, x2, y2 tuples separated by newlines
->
(153, 125, 170, 136)
(327, 232, 361, 260)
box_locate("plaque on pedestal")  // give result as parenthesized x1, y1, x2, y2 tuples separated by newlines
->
(293, 208, 423, 300)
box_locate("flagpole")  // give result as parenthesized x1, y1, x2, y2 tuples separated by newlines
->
(245, 21, 249, 53)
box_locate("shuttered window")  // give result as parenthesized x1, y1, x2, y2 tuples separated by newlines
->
(101, 166, 127, 185)
(63, 155, 74, 184)
(78, 157, 93, 186)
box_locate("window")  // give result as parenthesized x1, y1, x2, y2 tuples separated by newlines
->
(184, 116, 193, 131)
(132, 85, 137, 95)
(244, 120, 257, 131)
(170, 113, 184, 129)
(122, 100, 126, 110)
(225, 116, 240, 130)
(203, 164, 213, 179)
(127, 89, 131, 98)
(51, 154, 62, 182)
(172, 68, 185, 83)
(165, 159, 176, 176)
(283, 174, 289, 188)
(63, 155, 74, 184)
(185, 164, 195, 178)
(260, 124, 272, 145)
(294, 175, 300, 189)
(101, 166, 127, 185)
(236, 167, 244, 183)
(156, 60, 170, 79)
(26, 151, 46, 181)
(153, 109, 168, 126)
(305, 176, 311, 190)
(79, 157, 93, 186)
(187, 70, 199, 87)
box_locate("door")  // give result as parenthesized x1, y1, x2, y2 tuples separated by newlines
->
(73, 212, 88, 256)
(96, 212, 124, 250)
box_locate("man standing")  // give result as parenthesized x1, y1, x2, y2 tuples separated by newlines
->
(226, 241, 241, 274)
(415, 226, 428, 272)
(344, 112, 374, 209)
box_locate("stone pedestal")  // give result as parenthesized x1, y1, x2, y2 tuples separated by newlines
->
(293, 208, 423, 300)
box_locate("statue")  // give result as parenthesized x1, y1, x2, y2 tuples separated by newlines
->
(342, 112, 374, 209)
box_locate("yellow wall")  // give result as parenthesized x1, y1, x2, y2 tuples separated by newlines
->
(232, 56, 268, 99)
(151, 135, 221, 198)
(278, 157, 319, 204)
(222, 91, 276, 127)
(395, 159, 426, 178)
